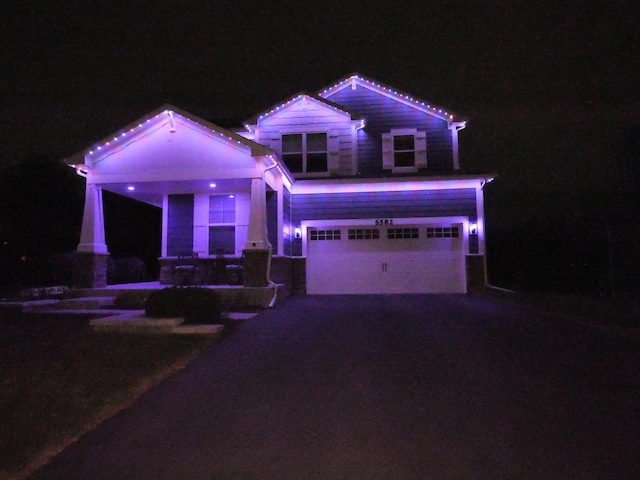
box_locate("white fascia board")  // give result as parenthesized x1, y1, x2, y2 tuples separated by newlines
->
(266, 155, 294, 190)
(86, 168, 265, 185)
(169, 108, 273, 157)
(301, 216, 469, 228)
(247, 93, 354, 129)
(67, 105, 273, 167)
(319, 75, 454, 122)
(291, 176, 494, 195)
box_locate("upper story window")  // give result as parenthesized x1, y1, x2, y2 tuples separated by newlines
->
(382, 129, 427, 172)
(282, 133, 327, 173)
(393, 134, 416, 167)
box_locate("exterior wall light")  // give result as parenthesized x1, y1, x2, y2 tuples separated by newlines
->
(294, 227, 302, 239)
(469, 223, 478, 236)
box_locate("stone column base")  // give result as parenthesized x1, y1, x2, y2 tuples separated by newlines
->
(73, 253, 110, 288)
(466, 255, 487, 292)
(242, 249, 271, 288)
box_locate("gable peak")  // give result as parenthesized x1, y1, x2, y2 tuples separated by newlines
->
(319, 73, 458, 122)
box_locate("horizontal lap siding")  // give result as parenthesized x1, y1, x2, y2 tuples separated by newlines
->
(292, 189, 476, 222)
(283, 188, 292, 255)
(325, 87, 454, 175)
(266, 192, 278, 252)
(167, 194, 194, 256)
(257, 101, 355, 176)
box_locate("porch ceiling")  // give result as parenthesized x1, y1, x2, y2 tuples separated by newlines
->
(100, 178, 254, 207)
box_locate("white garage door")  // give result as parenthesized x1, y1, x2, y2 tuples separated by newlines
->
(306, 224, 466, 294)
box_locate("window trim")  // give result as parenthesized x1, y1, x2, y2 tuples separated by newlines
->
(208, 194, 236, 255)
(382, 128, 427, 173)
(387, 227, 419, 239)
(309, 229, 341, 241)
(281, 131, 329, 175)
(348, 228, 380, 240)
(426, 226, 459, 238)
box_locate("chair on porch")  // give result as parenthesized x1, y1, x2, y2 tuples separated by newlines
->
(172, 252, 201, 286)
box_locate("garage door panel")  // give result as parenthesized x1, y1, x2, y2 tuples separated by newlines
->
(306, 224, 466, 294)
(307, 254, 382, 295)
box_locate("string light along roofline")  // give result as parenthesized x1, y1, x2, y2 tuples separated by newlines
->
(243, 93, 359, 132)
(80, 106, 272, 161)
(319, 74, 457, 122)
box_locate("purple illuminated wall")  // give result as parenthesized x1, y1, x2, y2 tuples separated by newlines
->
(324, 86, 454, 175)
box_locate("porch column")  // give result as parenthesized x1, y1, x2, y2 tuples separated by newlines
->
(243, 173, 272, 287)
(73, 183, 109, 288)
(466, 181, 489, 291)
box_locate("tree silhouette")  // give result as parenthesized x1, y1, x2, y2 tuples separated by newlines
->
(0, 156, 84, 288)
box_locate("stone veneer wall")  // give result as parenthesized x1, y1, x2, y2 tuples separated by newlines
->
(465, 255, 487, 292)
(158, 257, 233, 286)
(73, 253, 109, 288)
(157, 256, 306, 295)
(269, 256, 306, 296)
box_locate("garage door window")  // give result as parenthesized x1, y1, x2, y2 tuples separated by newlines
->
(426, 226, 459, 238)
(348, 228, 380, 240)
(387, 228, 419, 239)
(310, 229, 341, 241)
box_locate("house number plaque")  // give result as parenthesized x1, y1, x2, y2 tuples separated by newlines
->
(374, 218, 394, 225)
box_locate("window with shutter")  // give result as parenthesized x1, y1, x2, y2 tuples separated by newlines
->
(382, 129, 427, 172)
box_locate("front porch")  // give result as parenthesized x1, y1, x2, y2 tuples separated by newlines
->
(68, 254, 305, 310)
(67, 106, 295, 300)
(157, 255, 305, 295)
(73, 254, 305, 300)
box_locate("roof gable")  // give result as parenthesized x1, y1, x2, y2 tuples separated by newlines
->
(318, 74, 459, 123)
(244, 93, 362, 130)
(66, 104, 273, 167)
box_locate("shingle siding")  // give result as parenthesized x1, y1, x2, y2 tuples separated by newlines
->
(167, 194, 194, 256)
(324, 86, 454, 175)
(292, 189, 476, 222)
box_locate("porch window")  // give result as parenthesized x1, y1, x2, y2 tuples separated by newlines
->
(282, 133, 327, 173)
(208, 195, 235, 255)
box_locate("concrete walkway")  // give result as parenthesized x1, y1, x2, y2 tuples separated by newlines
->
(28, 294, 640, 479)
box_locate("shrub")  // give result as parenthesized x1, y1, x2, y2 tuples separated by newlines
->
(113, 290, 148, 309)
(145, 287, 229, 324)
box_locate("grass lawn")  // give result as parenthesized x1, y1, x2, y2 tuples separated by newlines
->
(479, 287, 640, 334)
(0, 310, 214, 480)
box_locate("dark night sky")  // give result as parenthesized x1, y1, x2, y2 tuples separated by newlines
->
(2, 0, 639, 231)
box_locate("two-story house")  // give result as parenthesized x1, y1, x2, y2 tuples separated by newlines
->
(67, 74, 494, 294)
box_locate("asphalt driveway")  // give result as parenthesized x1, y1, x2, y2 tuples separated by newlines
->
(28, 294, 640, 479)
